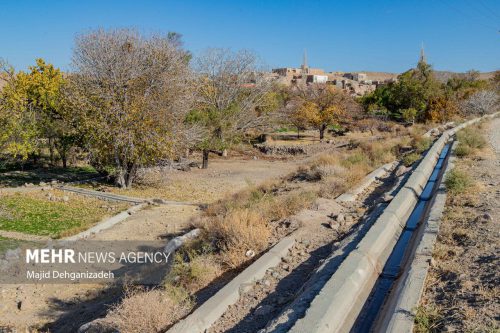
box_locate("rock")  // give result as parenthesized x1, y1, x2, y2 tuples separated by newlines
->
(482, 213, 492, 221)
(78, 319, 118, 333)
(328, 220, 339, 230)
(345, 215, 354, 223)
(17, 301, 22, 310)
(151, 198, 166, 204)
(62, 196, 69, 202)
(272, 272, 280, 278)
(263, 279, 271, 287)
(335, 213, 345, 223)
(430, 128, 440, 136)
(395, 165, 411, 177)
(383, 194, 394, 202)
(254, 304, 274, 316)
(51, 180, 58, 185)
(253, 156, 258, 160)
(39, 182, 47, 186)
(246, 250, 256, 258)
(239, 283, 253, 295)
(429, 258, 437, 267)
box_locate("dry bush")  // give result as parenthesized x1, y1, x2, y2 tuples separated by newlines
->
(318, 177, 350, 199)
(105, 287, 192, 333)
(134, 167, 170, 187)
(199, 208, 270, 267)
(167, 251, 222, 292)
(457, 127, 486, 151)
(204, 180, 279, 217)
(358, 140, 397, 166)
(411, 136, 432, 153)
(445, 169, 473, 194)
(402, 152, 421, 167)
(258, 190, 315, 221)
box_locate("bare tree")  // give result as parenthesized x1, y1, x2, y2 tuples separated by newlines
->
(64, 29, 195, 188)
(461, 90, 498, 116)
(190, 48, 274, 168)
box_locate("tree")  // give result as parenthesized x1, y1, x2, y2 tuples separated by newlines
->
(461, 90, 498, 116)
(0, 60, 42, 160)
(26, 59, 69, 165)
(0, 59, 73, 166)
(64, 29, 193, 188)
(288, 84, 347, 140)
(190, 48, 273, 169)
(401, 108, 417, 124)
(426, 96, 460, 122)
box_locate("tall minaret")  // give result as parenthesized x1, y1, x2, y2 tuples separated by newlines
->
(301, 49, 309, 74)
(419, 42, 426, 64)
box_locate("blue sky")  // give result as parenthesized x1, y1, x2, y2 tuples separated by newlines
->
(0, 0, 498, 73)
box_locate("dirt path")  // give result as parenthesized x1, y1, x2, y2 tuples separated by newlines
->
(418, 119, 500, 332)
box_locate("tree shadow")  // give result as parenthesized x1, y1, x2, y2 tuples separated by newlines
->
(0, 166, 100, 187)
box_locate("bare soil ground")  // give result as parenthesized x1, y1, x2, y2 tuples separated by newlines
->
(87, 157, 301, 204)
(418, 119, 500, 332)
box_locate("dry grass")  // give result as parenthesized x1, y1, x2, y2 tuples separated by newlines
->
(419, 125, 499, 332)
(167, 249, 222, 292)
(200, 209, 270, 267)
(105, 287, 193, 333)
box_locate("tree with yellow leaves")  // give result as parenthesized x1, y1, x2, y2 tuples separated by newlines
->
(288, 84, 347, 140)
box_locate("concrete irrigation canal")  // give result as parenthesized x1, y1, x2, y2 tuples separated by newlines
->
(160, 114, 499, 333)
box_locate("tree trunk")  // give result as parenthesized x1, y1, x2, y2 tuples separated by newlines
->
(125, 163, 137, 188)
(319, 124, 327, 140)
(62, 156, 67, 168)
(202, 149, 209, 169)
(297, 128, 300, 139)
(49, 138, 54, 164)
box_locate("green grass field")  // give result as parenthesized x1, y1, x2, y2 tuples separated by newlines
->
(0, 190, 129, 238)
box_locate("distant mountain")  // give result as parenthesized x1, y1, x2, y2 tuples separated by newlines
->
(433, 70, 495, 82)
(349, 70, 496, 83)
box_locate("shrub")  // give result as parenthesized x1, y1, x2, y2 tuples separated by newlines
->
(359, 140, 396, 166)
(402, 152, 421, 166)
(167, 250, 222, 292)
(457, 127, 486, 150)
(454, 143, 472, 157)
(412, 136, 432, 153)
(105, 287, 192, 333)
(414, 305, 443, 333)
(199, 208, 270, 267)
(341, 151, 369, 167)
(445, 169, 472, 193)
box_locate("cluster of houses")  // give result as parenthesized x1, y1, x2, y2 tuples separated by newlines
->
(269, 52, 397, 96)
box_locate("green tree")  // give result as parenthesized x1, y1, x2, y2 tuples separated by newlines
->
(362, 60, 442, 121)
